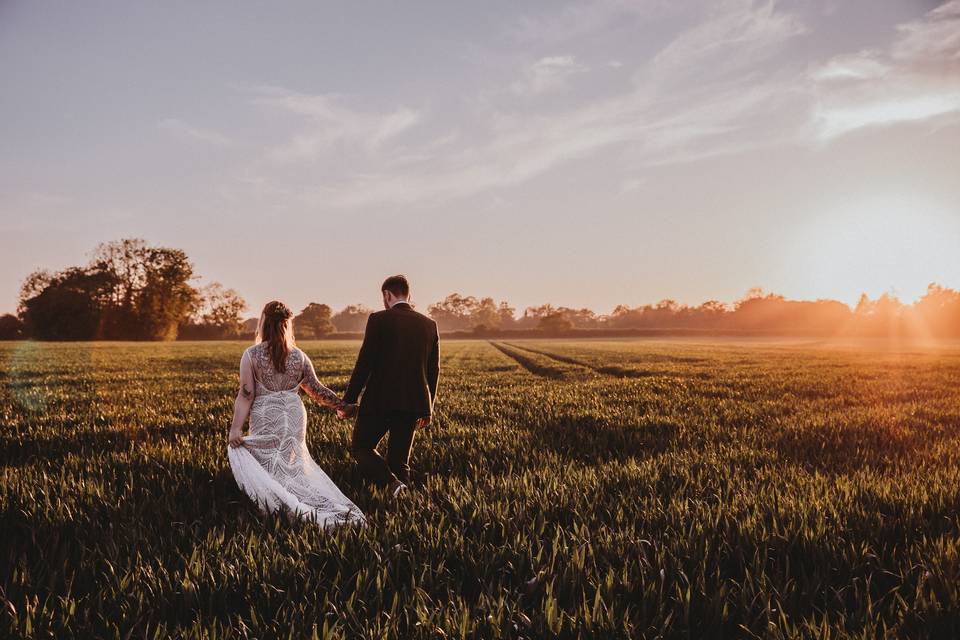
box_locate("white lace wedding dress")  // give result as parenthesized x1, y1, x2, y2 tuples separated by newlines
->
(227, 343, 365, 528)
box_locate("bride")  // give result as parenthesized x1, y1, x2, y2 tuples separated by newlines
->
(227, 300, 364, 528)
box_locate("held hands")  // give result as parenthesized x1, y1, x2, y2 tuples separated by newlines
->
(336, 403, 359, 420)
(415, 414, 432, 430)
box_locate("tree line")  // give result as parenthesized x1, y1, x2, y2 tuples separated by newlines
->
(424, 287, 960, 338)
(5, 239, 246, 340)
(4, 238, 960, 340)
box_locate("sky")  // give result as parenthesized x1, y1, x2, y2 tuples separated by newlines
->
(1, 0, 959, 317)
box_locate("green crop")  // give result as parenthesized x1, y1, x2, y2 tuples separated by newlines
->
(1, 339, 959, 638)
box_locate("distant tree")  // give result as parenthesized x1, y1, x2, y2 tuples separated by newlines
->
(519, 304, 597, 329)
(19, 238, 201, 341)
(0, 314, 25, 340)
(91, 238, 148, 308)
(497, 301, 517, 328)
(851, 292, 903, 337)
(912, 283, 960, 337)
(427, 294, 518, 330)
(471, 323, 494, 336)
(563, 307, 600, 328)
(17, 269, 53, 315)
(200, 283, 246, 337)
(132, 247, 198, 340)
(682, 300, 728, 329)
(180, 283, 247, 339)
(296, 303, 335, 338)
(517, 304, 556, 329)
(241, 317, 259, 336)
(606, 304, 642, 329)
(731, 290, 853, 334)
(331, 304, 372, 333)
(472, 297, 501, 328)
(538, 311, 574, 334)
(697, 299, 728, 316)
(428, 293, 479, 331)
(524, 304, 557, 318)
(19, 266, 115, 340)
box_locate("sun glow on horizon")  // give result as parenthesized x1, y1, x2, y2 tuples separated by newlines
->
(781, 194, 960, 307)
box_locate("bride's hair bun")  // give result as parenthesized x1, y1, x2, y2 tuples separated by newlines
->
(264, 301, 293, 321)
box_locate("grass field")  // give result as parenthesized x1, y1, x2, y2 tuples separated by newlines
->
(2, 339, 960, 639)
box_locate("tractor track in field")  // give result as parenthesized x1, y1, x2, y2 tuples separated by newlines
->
(487, 342, 568, 379)
(502, 343, 658, 379)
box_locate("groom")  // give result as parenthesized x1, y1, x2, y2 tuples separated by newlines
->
(339, 275, 440, 495)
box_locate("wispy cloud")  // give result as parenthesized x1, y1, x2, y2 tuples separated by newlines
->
(509, 0, 662, 44)
(811, 0, 960, 140)
(511, 56, 588, 96)
(252, 87, 421, 163)
(227, 2, 807, 210)
(158, 118, 233, 146)
(812, 52, 889, 82)
(649, 0, 806, 78)
(226, 2, 955, 210)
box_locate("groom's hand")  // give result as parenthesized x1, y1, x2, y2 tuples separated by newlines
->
(415, 414, 432, 429)
(337, 403, 358, 420)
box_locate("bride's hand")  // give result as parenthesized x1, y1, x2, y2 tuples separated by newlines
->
(336, 403, 358, 420)
(228, 428, 244, 448)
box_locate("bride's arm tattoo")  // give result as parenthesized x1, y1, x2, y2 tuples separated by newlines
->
(303, 377, 342, 408)
(240, 383, 253, 399)
(301, 355, 343, 409)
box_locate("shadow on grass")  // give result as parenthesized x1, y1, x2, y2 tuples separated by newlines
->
(513, 413, 678, 465)
(770, 416, 956, 475)
(505, 343, 692, 379)
(488, 342, 567, 379)
(0, 419, 229, 468)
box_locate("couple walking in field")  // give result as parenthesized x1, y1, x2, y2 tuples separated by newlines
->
(226, 275, 440, 527)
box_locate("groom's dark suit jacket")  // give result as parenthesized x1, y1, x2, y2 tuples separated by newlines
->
(344, 303, 440, 417)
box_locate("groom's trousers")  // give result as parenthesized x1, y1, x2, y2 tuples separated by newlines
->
(351, 410, 419, 486)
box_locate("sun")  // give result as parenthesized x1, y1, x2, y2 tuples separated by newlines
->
(782, 194, 960, 306)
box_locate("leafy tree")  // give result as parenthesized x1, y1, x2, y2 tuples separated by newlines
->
(91, 239, 149, 308)
(913, 283, 960, 337)
(17, 270, 53, 315)
(851, 292, 903, 337)
(180, 283, 247, 339)
(18, 239, 200, 341)
(427, 294, 517, 330)
(241, 317, 259, 336)
(200, 283, 247, 337)
(0, 314, 26, 340)
(428, 293, 480, 330)
(497, 301, 516, 328)
(19, 266, 116, 340)
(296, 303, 335, 338)
(537, 311, 574, 334)
(472, 297, 501, 328)
(520, 304, 597, 329)
(517, 304, 557, 329)
(132, 247, 198, 340)
(331, 305, 372, 333)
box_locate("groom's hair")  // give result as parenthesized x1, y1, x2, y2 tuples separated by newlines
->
(381, 275, 410, 298)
